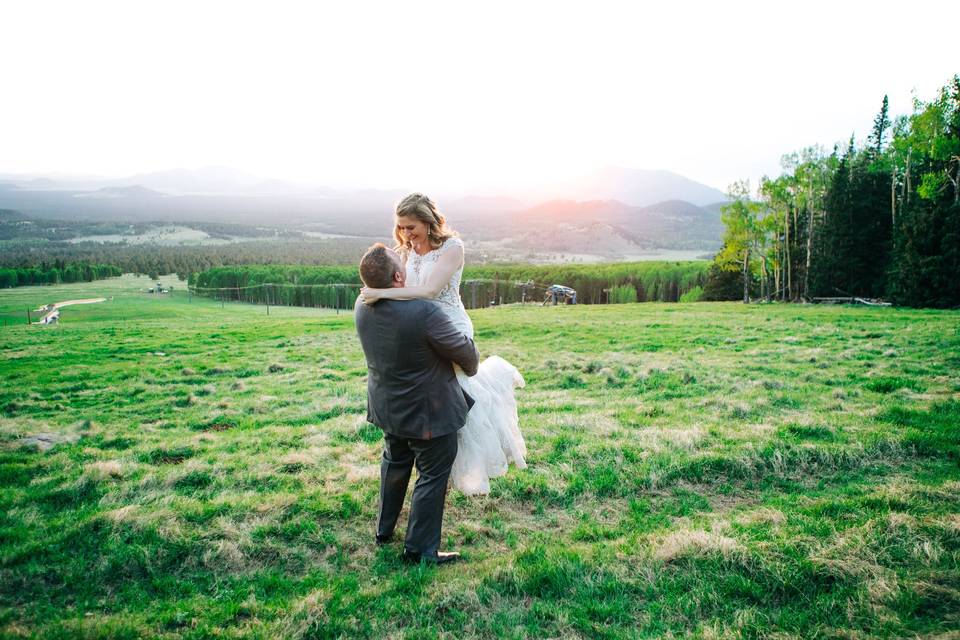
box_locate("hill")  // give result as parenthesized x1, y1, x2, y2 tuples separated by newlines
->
(464, 198, 723, 255)
(74, 185, 166, 199)
(551, 166, 728, 206)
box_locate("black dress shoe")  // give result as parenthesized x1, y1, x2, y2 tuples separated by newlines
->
(375, 533, 393, 546)
(401, 550, 461, 565)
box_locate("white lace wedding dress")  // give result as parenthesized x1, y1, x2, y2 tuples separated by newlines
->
(406, 236, 527, 495)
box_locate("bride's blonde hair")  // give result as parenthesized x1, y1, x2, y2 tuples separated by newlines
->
(393, 193, 457, 254)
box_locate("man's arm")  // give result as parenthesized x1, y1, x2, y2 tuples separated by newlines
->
(424, 305, 480, 376)
(360, 242, 464, 304)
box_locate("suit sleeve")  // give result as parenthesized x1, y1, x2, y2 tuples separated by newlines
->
(424, 305, 480, 376)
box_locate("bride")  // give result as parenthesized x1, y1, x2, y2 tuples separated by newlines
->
(360, 193, 527, 495)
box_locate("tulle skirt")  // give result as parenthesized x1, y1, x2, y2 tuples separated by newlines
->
(450, 355, 527, 495)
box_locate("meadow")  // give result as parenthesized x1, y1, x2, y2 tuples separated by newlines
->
(1, 274, 959, 639)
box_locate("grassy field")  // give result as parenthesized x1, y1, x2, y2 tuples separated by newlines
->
(1, 274, 959, 639)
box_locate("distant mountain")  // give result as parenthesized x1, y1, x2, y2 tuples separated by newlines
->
(446, 195, 527, 213)
(470, 198, 725, 253)
(17, 177, 64, 190)
(0, 165, 727, 204)
(700, 201, 729, 216)
(514, 198, 719, 224)
(547, 166, 728, 207)
(0, 165, 730, 251)
(115, 166, 264, 195)
(246, 179, 313, 196)
(637, 199, 721, 219)
(74, 185, 165, 199)
(516, 199, 633, 222)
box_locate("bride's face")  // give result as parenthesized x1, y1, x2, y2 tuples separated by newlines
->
(395, 216, 429, 246)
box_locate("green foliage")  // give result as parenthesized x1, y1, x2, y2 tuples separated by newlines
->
(0, 262, 121, 288)
(888, 77, 960, 307)
(191, 264, 362, 309)
(465, 261, 709, 305)
(190, 261, 711, 308)
(715, 75, 960, 307)
(701, 258, 747, 301)
(0, 235, 379, 282)
(869, 94, 891, 154)
(864, 376, 926, 394)
(607, 285, 637, 304)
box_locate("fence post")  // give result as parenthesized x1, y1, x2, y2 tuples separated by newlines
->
(471, 281, 477, 309)
(26, 308, 31, 325)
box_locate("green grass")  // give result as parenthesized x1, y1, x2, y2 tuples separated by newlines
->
(1, 275, 959, 638)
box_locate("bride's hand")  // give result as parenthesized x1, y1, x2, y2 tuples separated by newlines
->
(360, 287, 381, 305)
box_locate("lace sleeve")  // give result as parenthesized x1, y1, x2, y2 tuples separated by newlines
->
(439, 236, 464, 256)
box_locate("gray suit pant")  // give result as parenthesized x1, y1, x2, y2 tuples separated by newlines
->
(377, 431, 458, 559)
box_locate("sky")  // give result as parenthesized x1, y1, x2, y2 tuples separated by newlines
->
(1, 0, 957, 195)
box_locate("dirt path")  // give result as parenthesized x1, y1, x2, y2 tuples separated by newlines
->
(49, 298, 107, 309)
(34, 298, 107, 324)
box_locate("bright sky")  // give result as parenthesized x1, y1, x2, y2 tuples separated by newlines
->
(2, 0, 957, 195)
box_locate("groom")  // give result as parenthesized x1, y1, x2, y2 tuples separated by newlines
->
(354, 243, 479, 564)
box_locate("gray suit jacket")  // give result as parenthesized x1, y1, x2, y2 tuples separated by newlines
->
(355, 296, 480, 440)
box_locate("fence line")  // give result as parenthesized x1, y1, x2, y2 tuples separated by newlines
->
(186, 277, 568, 311)
(187, 270, 702, 310)
(187, 278, 559, 292)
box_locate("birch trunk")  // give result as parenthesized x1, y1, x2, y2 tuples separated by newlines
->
(905, 154, 912, 205)
(762, 255, 770, 302)
(803, 200, 814, 300)
(784, 205, 791, 301)
(742, 247, 750, 304)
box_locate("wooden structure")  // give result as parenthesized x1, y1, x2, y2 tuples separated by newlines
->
(543, 284, 577, 305)
(811, 297, 891, 307)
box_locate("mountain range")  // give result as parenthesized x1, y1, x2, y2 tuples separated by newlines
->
(0, 166, 729, 254)
(0, 165, 726, 205)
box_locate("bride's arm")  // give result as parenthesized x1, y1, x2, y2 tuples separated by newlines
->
(361, 242, 464, 304)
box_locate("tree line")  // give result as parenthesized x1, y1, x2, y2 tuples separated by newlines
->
(707, 75, 960, 308)
(189, 261, 710, 309)
(0, 237, 379, 281)
(462, 262, 708, 305)
(0, 262, 122, 288)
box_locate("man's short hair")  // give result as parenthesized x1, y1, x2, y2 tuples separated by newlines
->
(359, 243, 400, 288)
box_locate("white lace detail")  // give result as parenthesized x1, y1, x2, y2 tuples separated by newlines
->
(405, 237, 473, 338)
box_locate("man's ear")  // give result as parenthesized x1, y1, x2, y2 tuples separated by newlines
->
(392, 271, 404, 284)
